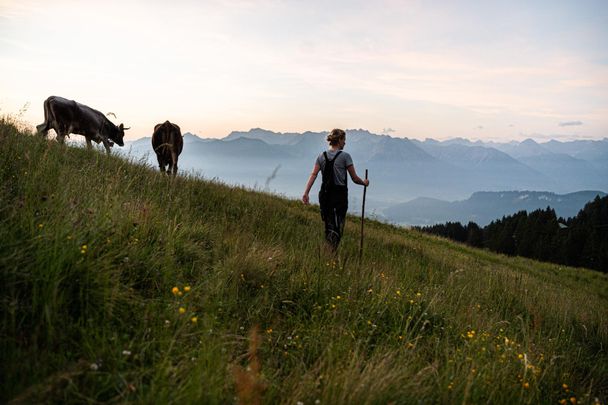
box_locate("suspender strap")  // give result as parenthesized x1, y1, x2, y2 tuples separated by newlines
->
(322, 151, 343, 187)
(323, 150, 342, 163)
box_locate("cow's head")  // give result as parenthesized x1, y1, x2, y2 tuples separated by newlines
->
(112, 123, 129, 147)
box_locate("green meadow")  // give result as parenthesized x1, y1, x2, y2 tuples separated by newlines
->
(1, 117, 607, 404)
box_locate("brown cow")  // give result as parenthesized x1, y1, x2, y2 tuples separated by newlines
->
(36, 96, 128, 154)
(152, 120, 183, 175)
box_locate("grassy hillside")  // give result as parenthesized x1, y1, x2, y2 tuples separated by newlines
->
(1, 118, 607, 404)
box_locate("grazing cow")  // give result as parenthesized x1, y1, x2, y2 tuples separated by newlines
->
(152, 120, 183, 175)
(36, 96, 128, 154)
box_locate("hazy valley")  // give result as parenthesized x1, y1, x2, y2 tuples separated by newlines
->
(123, 128, 607, 225)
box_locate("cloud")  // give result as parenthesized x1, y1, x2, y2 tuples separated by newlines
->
(558, 121, 583, 127)
(382, 127, 395, 133)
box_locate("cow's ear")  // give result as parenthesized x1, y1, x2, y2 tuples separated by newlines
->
(119, 123, 124, 130)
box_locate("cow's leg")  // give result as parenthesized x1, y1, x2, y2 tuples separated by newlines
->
(157, 156, 166, 173)
(85, 136, 93, 149)
(36, 98, 51, 136)
(36, 122, 49, 137)
(101, 139, 112, 154)
(56, 131, 67, 144)
(171, 152, 178, 175)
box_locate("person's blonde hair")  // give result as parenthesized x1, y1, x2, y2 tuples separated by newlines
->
(327, 128, 346, 146)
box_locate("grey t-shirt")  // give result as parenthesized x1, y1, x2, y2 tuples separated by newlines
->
(316, 150, 353, 186)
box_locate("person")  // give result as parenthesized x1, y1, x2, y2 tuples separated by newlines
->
(302, 128, 369, 250)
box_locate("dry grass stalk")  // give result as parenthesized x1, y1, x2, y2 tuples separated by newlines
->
(233, 325, 267, 405)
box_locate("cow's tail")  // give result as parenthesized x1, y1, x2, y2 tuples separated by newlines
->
(36, 97, 51, 136)
(154, 142, 174, 153)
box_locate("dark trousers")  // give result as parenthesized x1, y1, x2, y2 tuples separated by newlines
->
(319, 186, 348, 250)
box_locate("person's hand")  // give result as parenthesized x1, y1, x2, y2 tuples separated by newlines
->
(363, 179, 369, 187)
(302, 193, 310, 205)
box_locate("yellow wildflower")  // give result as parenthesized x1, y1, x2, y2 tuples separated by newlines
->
(190, 316, 198, 324)
(184, 286, 191, 292)
(171, 287, 179, 295)
(570, 398, 576, 404)
(266, 328, 273, 334)
(178, 307, 186, 314)
(522, 382, 529, 389)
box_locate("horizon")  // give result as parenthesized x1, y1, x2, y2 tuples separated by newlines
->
(126, 127, 608, 144)
(1, 1, 607, 142)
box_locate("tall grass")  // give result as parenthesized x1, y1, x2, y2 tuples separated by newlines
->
(1, 117, 607, 404)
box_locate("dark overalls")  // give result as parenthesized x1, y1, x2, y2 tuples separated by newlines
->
(318, 151, 348, 250)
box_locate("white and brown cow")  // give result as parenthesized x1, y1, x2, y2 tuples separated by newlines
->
(36, 96, 128, 154)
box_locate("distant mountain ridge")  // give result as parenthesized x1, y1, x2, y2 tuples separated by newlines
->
(224, 128, 305, 145)
(384, 190, 607, 226)
(123, 128, 607, 225)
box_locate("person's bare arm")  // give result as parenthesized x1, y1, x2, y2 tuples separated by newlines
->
(347, 165, 369, 186)
(302, 163, 321, 205)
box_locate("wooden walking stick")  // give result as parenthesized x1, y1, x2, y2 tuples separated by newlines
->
(359, 169, 368, 263)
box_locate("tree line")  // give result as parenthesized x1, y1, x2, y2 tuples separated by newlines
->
(417, 195, 608, 272)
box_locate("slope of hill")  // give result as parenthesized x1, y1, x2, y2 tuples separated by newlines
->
(417, 200, 608, 272)
(2, 119, 607, 404)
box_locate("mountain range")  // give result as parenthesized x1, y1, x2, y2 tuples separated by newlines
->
(384, 190, 607, 226)
(122, 128, 607, 224)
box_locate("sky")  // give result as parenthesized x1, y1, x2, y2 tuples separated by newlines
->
(1, 0, 607, 141)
